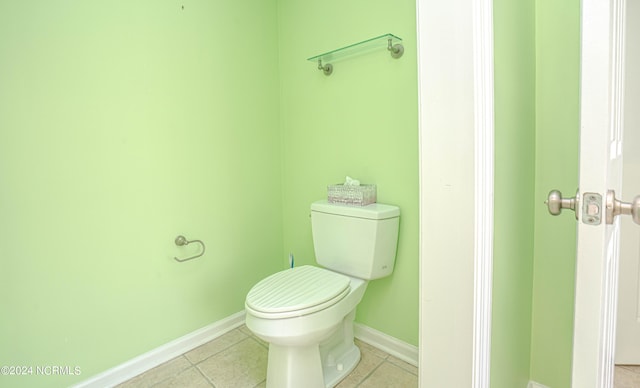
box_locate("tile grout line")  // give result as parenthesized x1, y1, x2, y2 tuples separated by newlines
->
(193, 364, 216, 388)
(187, 329, 254, 388)
(146, 329, 251, 388)
(185, 328, 250, 365)
(146, 356, 192, 388)
(386, 356, 419, 377)
(353, 358, 387, 388)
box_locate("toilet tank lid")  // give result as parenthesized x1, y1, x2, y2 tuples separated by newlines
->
(311, 200, 400, 220)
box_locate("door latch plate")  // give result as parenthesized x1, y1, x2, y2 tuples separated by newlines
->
(582, 193, 602, 225)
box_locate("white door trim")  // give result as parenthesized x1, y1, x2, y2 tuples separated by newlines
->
(471, 0, 495, 386)
(417, 0, 494, 386)
(572, 0, 627, 386)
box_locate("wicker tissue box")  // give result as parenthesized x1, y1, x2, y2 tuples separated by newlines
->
(327, 184, 377, 206)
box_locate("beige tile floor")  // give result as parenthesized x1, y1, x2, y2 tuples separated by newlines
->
(117, 325, 418, 388)
(615, 365, 640, 388)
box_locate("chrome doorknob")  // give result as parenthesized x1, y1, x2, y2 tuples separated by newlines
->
(605, 190, 640, 225)
(546, 190, 579, 219)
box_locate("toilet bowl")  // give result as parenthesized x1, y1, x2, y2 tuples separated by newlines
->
(245, 200, 400, 388)
(245, 265, 367, 388)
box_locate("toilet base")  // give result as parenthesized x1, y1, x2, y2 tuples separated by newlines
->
(322, 342, 360, 387)
(264, 310, 361, 388)
(265, 340, 361, 388)
(266, 343, 324, 388)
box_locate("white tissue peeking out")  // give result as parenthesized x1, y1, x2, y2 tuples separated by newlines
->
(344, 176, 360, 186)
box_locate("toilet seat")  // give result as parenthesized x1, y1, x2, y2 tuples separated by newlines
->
(246, 265, 351, 319)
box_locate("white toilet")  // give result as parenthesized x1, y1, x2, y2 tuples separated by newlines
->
(245, 200, 400, 388)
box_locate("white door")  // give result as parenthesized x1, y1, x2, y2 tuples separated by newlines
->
(570, 0, 627, 386)
(615, 0, 640, 365)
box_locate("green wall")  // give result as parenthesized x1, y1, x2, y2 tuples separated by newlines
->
(492, 0, 581, 386)
(1, 1, 419, 386)
(0, 2, 283, 387)
(491, 0, 536, 387)
(0, 0, 583, 387)
(530, 0, 581, 386)
(276, 0, 419, 345)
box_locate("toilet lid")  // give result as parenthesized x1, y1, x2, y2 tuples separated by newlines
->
(246, 265, 350, 318)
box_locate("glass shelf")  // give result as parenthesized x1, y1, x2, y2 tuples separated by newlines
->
(307, 33, 403, 75)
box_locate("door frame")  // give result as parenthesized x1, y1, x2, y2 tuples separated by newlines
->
(571, 0, 627, 385)
(417, 0, 494, 386)
(417, 0, 629, 386)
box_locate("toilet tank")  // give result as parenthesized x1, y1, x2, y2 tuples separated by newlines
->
(310, 200, 400, 280)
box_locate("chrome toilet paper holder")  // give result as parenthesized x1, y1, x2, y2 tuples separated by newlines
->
(173, 235, 206, 262)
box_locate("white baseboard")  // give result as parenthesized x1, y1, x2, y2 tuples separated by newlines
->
(528, 381, 551, 388)
(72, 311, 245, 388)
(74, 311, 417, 387)
(353, 322, 419, 367)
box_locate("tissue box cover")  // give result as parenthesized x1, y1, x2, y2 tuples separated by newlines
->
(327, 184, 377, 206)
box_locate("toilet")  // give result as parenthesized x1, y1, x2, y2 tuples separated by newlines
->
(245, 200, 400, 388)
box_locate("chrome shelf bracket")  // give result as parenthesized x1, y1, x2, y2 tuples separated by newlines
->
(317, 59, 333, 76)
(387, 38, 404, 59)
